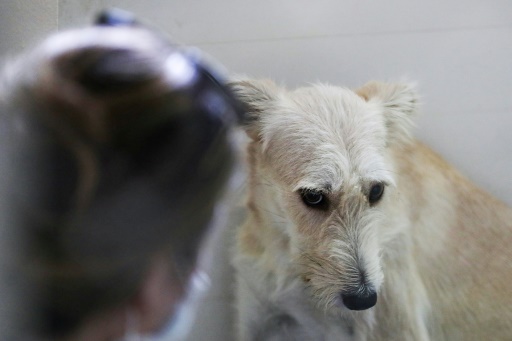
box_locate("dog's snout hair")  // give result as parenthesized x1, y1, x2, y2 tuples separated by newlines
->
(298, 197, 383, 312)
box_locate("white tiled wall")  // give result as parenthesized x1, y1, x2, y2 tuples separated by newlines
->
(0, 1, 58, 55)
(2, 1, 512, 340)
(57, 0, 512, 207)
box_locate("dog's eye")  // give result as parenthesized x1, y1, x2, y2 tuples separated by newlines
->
(300, 189, 327, 209)
(368, 183, 385, 204)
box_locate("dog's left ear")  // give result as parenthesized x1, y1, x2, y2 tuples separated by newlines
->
(356, 81, 418, 144)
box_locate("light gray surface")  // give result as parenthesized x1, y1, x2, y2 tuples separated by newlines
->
(56, 0, 512, 207)
(0, 1, 58, 56)
(1, 2, 511, 340)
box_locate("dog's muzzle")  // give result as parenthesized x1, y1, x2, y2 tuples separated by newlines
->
(341, 289, 377, 311)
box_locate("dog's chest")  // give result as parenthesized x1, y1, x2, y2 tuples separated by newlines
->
(235, 254, 356, 341)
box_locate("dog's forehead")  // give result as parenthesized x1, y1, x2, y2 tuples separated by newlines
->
(261, 85, 392, 191)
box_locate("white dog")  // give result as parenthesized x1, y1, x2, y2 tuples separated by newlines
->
(229, 78, 512, 340)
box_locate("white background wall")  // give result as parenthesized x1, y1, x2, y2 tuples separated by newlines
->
(0, 1, 58, 55)
(54, 0, 512, 207)
(1, 1, 511, 340)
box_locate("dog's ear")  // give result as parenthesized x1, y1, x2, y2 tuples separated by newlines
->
(228, 77, 280, 140)
(356, 81, 418, 144)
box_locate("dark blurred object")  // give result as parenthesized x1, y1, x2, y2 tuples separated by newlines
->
(0, 10, 243, 340)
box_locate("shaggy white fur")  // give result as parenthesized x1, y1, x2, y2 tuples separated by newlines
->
(230, 78, 512, 341)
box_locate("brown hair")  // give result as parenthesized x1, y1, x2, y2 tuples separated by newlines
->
(1, 26, 239, 337)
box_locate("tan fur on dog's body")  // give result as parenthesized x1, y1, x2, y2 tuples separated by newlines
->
(230, 79, 512, 340)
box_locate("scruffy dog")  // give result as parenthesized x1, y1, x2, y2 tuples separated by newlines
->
(229, 78, 512, 341)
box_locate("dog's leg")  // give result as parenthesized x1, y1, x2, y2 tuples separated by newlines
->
(234, 259, 337, 341)
(235, 275, 306, 340)
(235, 276, 315, 340)
(234, 264, 272, 341)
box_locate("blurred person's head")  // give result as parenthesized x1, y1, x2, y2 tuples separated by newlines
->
(0, 17, 240, 341)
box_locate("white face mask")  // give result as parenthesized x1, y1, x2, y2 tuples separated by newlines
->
(123, 270, 211, 341)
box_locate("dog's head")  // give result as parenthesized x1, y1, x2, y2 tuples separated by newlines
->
(231, 78, 418, 314)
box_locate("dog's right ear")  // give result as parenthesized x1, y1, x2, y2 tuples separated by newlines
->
(228, 77, 280, 140)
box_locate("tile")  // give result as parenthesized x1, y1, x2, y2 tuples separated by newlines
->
(0, 1, 59, 55)
(417, 111, 512, 206)
(198, 28, 512, 116)
(59, 1, 512, 44)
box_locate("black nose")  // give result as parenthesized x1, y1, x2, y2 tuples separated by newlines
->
(341, 290, 377, 311)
